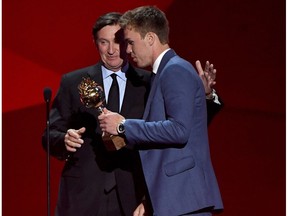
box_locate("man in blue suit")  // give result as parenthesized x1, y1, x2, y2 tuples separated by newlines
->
(99, 6, 223, 216)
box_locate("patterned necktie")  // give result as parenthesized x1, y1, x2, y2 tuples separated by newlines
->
(106, 73, 120, 112)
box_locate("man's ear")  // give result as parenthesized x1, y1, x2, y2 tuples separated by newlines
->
(93, 38, 99, 49)
(146, 32, 156, 46)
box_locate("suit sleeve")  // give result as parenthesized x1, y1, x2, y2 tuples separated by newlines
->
(42, 75, 71, 160)
(206, 95, 223, 125)
(124, 64, 204, 147)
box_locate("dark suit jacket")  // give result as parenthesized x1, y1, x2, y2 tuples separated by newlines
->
(42, 62, 150, 216)
(207, 94, 223, 125)
(123, 50, 223, 216)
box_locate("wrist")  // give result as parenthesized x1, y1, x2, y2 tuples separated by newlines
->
(206, 89, 216, 100)
(116, 119, 126, 135)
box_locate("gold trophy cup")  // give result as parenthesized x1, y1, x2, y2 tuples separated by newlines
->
(78, 77, 126, 150)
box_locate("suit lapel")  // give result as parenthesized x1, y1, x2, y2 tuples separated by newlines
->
(121, 64, 149, 118)
(87, 63, 104, 86)
(121, 65, 135, 116)
(157, 49, 177, 75)
(143, 49, 177, 119)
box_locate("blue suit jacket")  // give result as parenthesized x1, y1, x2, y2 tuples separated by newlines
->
(124, 50, 223, 216)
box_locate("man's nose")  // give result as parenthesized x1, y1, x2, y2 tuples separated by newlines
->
(126, 45, 132, 54)
(108, 42, 117, 54)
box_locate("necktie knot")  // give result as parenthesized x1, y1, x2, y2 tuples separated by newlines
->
(111, 73, 117, 81)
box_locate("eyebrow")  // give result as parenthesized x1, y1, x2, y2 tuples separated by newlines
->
(96, 38, 109, 42)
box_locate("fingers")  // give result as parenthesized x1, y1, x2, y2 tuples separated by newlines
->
(98, 112, 124, 135)
(65, 128, 85, 152)
(195, 60, 204, 75)
(103, 108, 109, 114)
(205, 61, 215, 74)
(98, 108, 110, 120)
(203, 61, 217, 86)
(133, 207, 140, 216)
(204, 61, 216, 78)
(133, 203, 146, 216)
(206, 67, 216, 79)
(98, 118, 118, 134)
(77, 127, 86, 134)
(196, 60, 216, 81)
(204, 60, 210, 72)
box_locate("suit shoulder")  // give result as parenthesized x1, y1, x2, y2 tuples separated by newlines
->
(61, 64, 100, 83)
(166, 56, 198, 76)
(170, 56, 193, 68)
(64, 64, 98, 78)
(126, 64, 151, 84)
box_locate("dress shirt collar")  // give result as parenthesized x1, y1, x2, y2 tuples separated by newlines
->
(152, 48, 171, 75)
(101, 62, 128, 81)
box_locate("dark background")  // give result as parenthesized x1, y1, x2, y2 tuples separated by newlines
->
(3, 0, 285, 215)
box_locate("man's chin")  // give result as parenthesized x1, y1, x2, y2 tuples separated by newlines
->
(103, 63, 123, 71)
(135, 62, 146, 68)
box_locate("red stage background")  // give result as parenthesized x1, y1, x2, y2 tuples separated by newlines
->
(3, 0, 285, 215)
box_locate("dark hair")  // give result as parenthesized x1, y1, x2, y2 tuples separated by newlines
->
(119, 6, 169, 44)
(92, 12, 122, 40)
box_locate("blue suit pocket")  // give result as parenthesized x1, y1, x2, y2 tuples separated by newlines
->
(164, 155, 195, 177)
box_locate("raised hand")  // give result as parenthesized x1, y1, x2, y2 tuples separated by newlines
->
(195, 60, 217, 94)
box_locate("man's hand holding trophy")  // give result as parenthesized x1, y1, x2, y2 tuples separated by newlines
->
(78, 77, 126, 151)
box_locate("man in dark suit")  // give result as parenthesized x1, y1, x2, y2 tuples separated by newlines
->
(42, 11, 222, 216)
(42, 12, 150, 216)
(98, 6, 223, 216)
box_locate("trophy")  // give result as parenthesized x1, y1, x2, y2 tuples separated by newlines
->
(78, 77, 126, 151)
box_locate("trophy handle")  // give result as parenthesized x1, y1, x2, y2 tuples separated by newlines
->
(102, 133, 126, 151)
(98, 105, 126, 151)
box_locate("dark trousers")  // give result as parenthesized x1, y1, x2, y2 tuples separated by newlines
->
(97, 187, 124, 216)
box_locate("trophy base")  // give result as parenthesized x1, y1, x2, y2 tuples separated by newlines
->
(102, 133, 126, 151)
